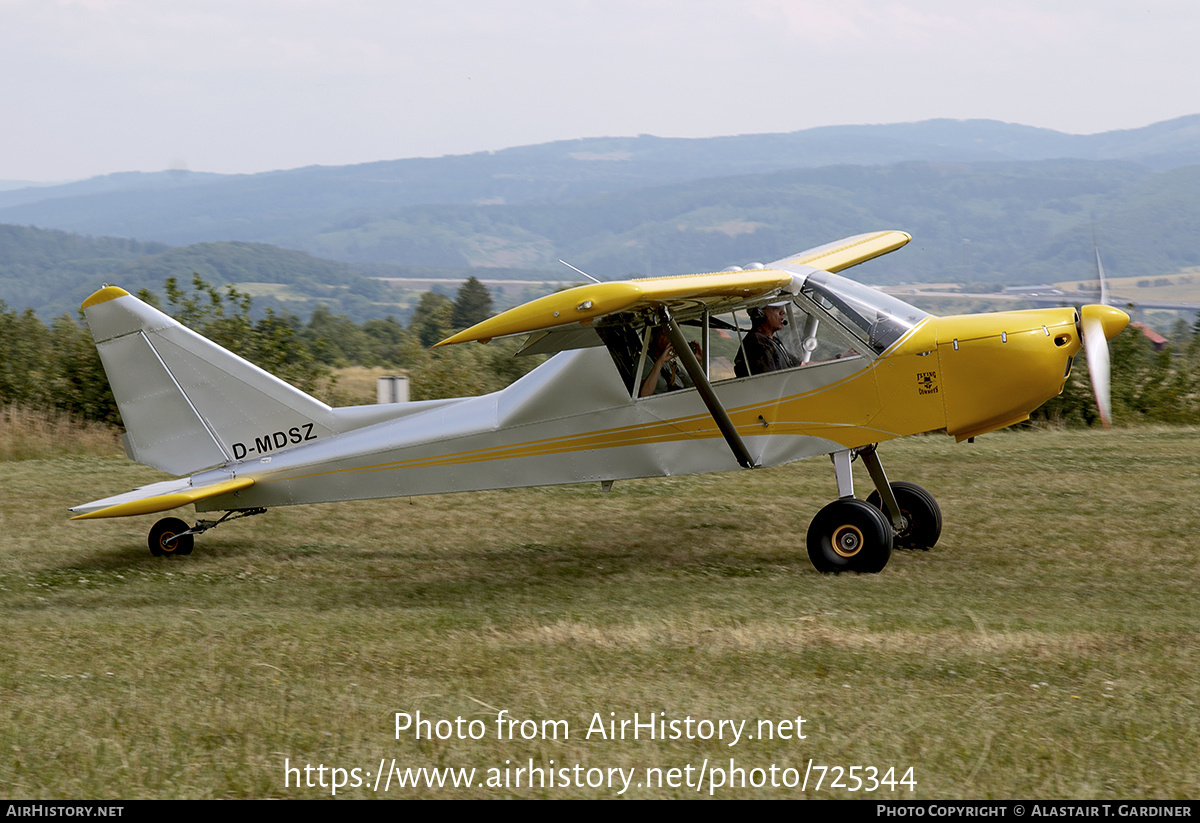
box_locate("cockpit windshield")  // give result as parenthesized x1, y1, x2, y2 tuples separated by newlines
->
(800, 271, 929, 354)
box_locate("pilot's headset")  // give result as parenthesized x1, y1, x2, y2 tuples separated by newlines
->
(750, 300, 790, 327)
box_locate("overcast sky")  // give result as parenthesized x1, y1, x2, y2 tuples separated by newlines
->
(3, 0, 1198, 182)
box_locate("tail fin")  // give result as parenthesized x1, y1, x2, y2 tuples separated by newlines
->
(83, 286, 337, 476)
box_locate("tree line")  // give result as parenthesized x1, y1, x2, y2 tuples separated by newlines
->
(2, 274, 1199, 430)
(0, 273, 540, 425)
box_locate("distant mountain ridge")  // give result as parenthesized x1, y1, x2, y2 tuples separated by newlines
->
(8, 116, 1200, 199)
(3, 116, 1199, 322)
(3, 115, 1198, 223)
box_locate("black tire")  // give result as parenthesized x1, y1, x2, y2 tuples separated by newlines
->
(806, 499, 893, 573)
(149, 517, 194, 557)
(866, 481, 942, 550)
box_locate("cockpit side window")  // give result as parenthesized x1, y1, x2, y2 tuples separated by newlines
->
(604, 275, 925, 396)
(709, 300, 865, 382)
(778, 301, 865, 365)
(799, 272, 929, 355)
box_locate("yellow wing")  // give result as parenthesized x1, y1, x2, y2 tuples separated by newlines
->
(435, 270, 792, 347)
(436, 230, 911, 347)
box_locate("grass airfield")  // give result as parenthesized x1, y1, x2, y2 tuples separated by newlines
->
(1, 426, 1197, 799)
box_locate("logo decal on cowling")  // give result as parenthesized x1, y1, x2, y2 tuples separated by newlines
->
(917, 372, 939, 395)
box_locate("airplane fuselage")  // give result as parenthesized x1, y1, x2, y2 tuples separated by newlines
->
(192, 306, 1084, 513)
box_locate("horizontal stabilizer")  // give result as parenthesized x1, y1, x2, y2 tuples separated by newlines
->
(70, 477, 255, 520)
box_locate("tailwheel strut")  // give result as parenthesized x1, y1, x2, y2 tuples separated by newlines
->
(147, 508, 267, 557)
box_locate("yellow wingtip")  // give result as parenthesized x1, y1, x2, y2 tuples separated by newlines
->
(81, 286, 131, 310)
(792, 230, 912, 273)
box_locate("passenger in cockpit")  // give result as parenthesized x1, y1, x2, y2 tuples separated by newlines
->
(639, 327, 700, 397)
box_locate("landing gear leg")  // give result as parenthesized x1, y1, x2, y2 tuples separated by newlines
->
(866, 481, 942, 550)
(857, 444, 942, 550)
(806, 445, 942, 572)
(809, 450, 892, 572)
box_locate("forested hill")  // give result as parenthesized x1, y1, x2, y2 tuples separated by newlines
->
(7, 159, 1199, 316)
(0, 226, 422, 321)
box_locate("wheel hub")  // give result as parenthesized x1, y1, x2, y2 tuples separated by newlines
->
(831, 524, 864, 557)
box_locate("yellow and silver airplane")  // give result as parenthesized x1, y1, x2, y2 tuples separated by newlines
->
(69, 231, 1128, 572)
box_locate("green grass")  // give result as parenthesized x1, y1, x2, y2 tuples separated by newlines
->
(2, 427, 1198, 798)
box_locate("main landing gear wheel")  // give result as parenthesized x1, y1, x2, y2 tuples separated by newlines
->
(806, 498, 893, 573)
(148, 517, 194, 557)
(865, 481, 942, 550)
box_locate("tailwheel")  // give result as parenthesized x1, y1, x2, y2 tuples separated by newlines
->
(149, 517, 194, 557)
(866, 481, 942, 550)
(806, 498, 893, 573)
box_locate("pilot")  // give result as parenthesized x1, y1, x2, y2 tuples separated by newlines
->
(639, 327, 701, 397)
(734, 301, 801, 377)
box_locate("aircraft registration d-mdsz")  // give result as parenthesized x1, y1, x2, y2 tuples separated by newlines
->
(70, 231, 1128, 572)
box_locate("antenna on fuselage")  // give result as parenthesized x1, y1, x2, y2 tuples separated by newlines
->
(558, 259, 602, 284)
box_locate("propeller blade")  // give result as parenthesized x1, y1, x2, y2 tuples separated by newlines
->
(1094, 245, 1109, 307)
(1081, 239, 1126, 428)
(1082, 313, 1112, 427)
(1079, 304, 1129, 428)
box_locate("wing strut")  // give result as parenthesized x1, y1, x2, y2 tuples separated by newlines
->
(660, 308, 756, 469)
